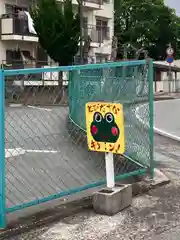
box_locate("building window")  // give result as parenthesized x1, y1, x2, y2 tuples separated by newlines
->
(5, 4, 14, 15)
(5, 49, 36, 66)
(6, 49, 22, 63)
(83, 17, 88, 28)
(5, 4, 28, 15)
(4, 49, 24, 70)
(96, 18, 109, 42)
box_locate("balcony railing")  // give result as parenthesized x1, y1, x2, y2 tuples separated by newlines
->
(1, 14, 109, 43)
(84, 0, 103, 5)
(1, 14, 110, 44)
(1, 60, 48, 70)
(1, 13, 36, 36)
(83, 25, 110, 43)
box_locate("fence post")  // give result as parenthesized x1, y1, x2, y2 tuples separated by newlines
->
(0, 69, 6, 228)
(148, 59, 154, 179)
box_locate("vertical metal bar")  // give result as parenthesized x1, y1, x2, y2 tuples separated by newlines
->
(148, 59, 154, 179)
(0, 70, 6, 228)
(68, 70, 73, 116)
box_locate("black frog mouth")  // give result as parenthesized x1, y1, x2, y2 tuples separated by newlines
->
(99, 134, 109, 140)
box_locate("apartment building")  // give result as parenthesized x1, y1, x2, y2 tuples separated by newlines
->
(0, 0, 114, 68)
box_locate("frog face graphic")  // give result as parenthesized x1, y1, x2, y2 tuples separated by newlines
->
(90, 112, 120, 143)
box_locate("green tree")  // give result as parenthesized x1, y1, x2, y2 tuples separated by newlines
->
(115, 0, 180, 60)
(31, 0, 80, 66)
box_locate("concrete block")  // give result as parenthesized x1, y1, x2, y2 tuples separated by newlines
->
(93, 184, 132, 216)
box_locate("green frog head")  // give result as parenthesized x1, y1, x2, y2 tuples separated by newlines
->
(90, 111, 120, 143)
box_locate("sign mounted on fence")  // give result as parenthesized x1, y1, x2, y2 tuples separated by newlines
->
(85, 102, 125, 154)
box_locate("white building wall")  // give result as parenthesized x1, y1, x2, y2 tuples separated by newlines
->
(0, 0, 37, 63)
(94, 0, 114, 58)
(0, 0, 114, 64)
(154, 60, 180, 93)
(79, 0, 114, 60)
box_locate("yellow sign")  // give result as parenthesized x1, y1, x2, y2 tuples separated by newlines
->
(85, 102, 125, 154)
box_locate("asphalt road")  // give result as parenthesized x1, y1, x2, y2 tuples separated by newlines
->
(6, 134, 180, 240)
(154, 99, 180, 137)
(6, 98, 178, 211)
(5, 103, 150, 209)
(5, 106, 107, 208)
(4, 98, 180, 239)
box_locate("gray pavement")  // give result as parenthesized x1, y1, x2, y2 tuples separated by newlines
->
(137, 98, 180, 140)
(5, 106, 106, 208)
(5, 98, 180, 239)
(154, 99, 180, 137)
(5, 103, 150, 209)
(5, 135, 180, 240)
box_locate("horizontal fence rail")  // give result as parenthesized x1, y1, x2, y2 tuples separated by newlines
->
(0, 60, 154, 228)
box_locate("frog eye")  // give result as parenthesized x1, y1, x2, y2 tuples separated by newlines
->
(105, 113, 114, 123)
(94, 112, 102, 123)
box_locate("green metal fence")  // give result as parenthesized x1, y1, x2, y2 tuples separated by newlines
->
(0, 60, 154, 228)
(69, 60, 154, 169)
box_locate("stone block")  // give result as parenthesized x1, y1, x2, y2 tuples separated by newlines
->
(93, 184, 132, 216)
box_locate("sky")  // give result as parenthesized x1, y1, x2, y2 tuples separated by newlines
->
(164, 0, 180, 16)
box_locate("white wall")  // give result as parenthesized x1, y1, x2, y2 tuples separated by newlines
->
(0, 0, 114, 63)
(0, 0, 37, 62)
(94, 0, 114, 57)
(153, 60, 180, 93)
(82, 0, 114, 59)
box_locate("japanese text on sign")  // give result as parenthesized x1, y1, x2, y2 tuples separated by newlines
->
(85, 102, 125, 154)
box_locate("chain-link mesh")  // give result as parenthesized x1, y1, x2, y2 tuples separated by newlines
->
(69, 61, 152, 166)
(4, 60, 153, 213)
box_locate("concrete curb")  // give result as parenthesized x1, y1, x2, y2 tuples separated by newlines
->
(0, 169, 170, 239)
(154, 129, 180, 143)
